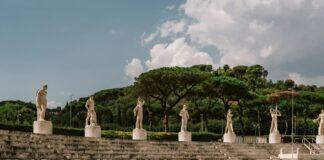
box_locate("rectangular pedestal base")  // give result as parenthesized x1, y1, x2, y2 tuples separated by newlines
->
(316, 135, 324, 144)
(33, 121, 53, 135)
(178, 131, 192, 142)
(269, 133, 281, 143)
(85, 125, 101, 138)
(132, 129, 147, 140)
(223, 133, 236, 143)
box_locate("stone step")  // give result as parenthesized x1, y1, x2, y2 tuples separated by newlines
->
(0, 129, 312, 160)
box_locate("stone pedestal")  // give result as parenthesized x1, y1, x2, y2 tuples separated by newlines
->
(132, 129, 147, 140)
(85, 125, 101, 138)
(269, 132, 281, 143)
(316, 135, 324, 144)
(223, 133, 236, 143)
(178, 131, 192, 142)
(33, 121, 52, 135)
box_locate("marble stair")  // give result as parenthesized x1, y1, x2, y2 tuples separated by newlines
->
(0, 130, 309, 160)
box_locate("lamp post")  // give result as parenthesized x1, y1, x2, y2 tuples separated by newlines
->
(291, 88, 294, 158)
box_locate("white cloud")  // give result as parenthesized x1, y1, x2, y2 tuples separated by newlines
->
(288, 72, 324, 86)
(141, 31, 158, 45)
(47, 101, 62, 109)
(166, 5, 176, 11)
(159, 19, 186, 38)
(181, 0, 324, 72)
(124, 58, 144, 80)
(145, 37, 214, 69)
(131, 0, 324, 86)
(260, 45, 274, 59)
(142, 19, 186, 44)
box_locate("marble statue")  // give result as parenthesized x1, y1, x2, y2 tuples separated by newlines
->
(133, 97, 145, 129)
(85, 96, 97, 126)
(179, 104, 189, 132)
(270, 106, 281, 134)
(225, 109, 234, 134)
(33, 84, 52, 134)
(268, 106, 281, 143)
(223, 109, 236, 143)
(132, 97, 147, 140)
(36, 85, 48, 121)
(313, 110, 324, 136)
(84, 95, 101, 137)
(314, 110, 324, 144)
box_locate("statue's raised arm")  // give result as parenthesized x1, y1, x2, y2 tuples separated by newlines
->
(314, 110, 324, 136)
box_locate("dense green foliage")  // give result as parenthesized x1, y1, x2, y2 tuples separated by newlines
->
(0, 123, 221, 141)
(1, 64, 324, 137)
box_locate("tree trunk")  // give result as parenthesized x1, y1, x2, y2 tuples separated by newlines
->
(204, 113, 209, 131)
(149, 113, 152, 131)
(163, 112, 169, 132)
(117, 105, 121, 126)
(284, 120, 288, 135)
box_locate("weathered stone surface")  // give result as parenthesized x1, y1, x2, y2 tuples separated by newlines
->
(269, 132, 281, 144)
(178, 131, 192, 142)
(0, 129, 311, 159)
(316, 135, 324, 144)
(132, 128, 147, 140)
(33, 120, 53, 135)
(84, 125, 101, 138)
(223, 132, 236, 143)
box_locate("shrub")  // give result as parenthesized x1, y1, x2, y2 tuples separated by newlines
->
(102, 130, 132, 139)
(148, 132, 178, 141)
(0, 123, 223, 141)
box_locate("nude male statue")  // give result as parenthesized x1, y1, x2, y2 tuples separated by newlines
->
(85, 96, 97, 126)
(133, 97, 145, 129)
(36, 85, 48, 121)
(270, 106, 281, 134)
(179, 104, 189, 132)
(225, 109, 234, 134)
(313, 109, 324, 136)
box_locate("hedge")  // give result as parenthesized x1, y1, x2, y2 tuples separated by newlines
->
(0, 123, 222, 141)
(2, 123, 314, 142)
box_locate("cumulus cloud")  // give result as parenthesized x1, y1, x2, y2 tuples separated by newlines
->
(166, 5, 176, 11)
(142, 19, 187, 44)
(145, 37, 215, 69)
(47, 101, 62, 109)
(181, 0, 324, 80)
(288, 72, 324, 86)
(131, 0, 324, 86)
(124, 58, 144, 80)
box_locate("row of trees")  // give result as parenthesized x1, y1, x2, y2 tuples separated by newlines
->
(1, 64, 323, 136)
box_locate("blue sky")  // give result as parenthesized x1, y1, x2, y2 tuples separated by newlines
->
(0, 0, 184, 107)
(1, 0, 324, 108)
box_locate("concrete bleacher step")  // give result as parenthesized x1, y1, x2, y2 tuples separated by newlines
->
(0, 129, 311, 159)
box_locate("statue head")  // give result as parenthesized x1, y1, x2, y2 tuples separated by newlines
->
(321, 109, 324, 114)
(228, 109, 232, 114)
(90, 95, 94, 100)
(183, 104, 187, 110)
(42, 85, 48, 90)
(137, 97, 145, 105)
